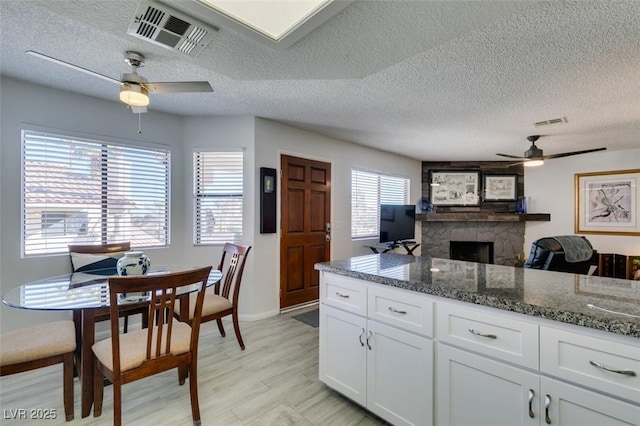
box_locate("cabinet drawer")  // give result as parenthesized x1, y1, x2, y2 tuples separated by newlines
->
(436, 302, 539, 369)
(540, 326, 640, 403)
(368, 286, 434, 337)
(321, 273, 367, 316)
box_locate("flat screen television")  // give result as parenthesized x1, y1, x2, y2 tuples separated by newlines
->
(379, 204, 415, 244)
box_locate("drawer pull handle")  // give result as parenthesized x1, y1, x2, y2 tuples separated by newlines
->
(589, 360, 637, 377)
(528, 389, 535, 418)
(388, 307, 407, 314)
(336, 292, 350, 298)
(358, 328, 365, 347)
(366, 331, 373, 350)
(468, 328, 497, 339)
(544, 394, 552, 424)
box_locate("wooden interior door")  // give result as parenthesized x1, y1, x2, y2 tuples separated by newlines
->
(280, 155, 331, 309)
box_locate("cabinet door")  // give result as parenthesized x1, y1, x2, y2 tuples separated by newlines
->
(319, 304, 367, 406)
(437, 344, 539, 426)
(367, 320, 433, 426)
(541, 376, 640, 426)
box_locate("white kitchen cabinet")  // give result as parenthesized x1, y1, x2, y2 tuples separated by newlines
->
(437, 343, 539, 426)
(540, 376, 640, 426)
(437, 344, 640, 426)
(319, 303, 433, 426)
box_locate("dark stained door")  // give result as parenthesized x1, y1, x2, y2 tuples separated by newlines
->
(280, 155, 331, 309)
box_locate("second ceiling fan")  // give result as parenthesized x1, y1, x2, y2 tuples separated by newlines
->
(496, 135, 606, 167)
(26, 50, 213, 113)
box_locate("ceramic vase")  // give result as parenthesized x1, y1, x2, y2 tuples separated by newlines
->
(116, 251, 150, 276)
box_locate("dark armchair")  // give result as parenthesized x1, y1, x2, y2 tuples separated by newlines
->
(524, 235, 596, 275)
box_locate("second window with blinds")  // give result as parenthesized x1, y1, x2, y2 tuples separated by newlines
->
(351, 169, 410, 240)
(193, 150, 244, 245)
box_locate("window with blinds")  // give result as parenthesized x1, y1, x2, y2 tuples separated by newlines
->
(351, 169, 410, 239)
(22, 129, 170, 256)
(193, 150, 244, 245)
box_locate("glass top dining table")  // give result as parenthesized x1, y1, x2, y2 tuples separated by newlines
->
(2, 264, 223, 311)
(2, 264, 222, 419)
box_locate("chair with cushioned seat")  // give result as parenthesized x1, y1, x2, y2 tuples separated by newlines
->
(175, 243, 251, 350)
(92, 266, 212, 426)
(0, 320, 76, 421)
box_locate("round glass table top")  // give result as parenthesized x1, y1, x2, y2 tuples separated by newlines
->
(2, 264, 222, 311)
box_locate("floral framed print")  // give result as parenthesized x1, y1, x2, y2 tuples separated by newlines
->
(483, 174, 517, 201)
(574, 169, 640, 236)
(430, 170, 480, 206)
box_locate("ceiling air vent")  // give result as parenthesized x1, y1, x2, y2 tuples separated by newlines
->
(128, 0, 217, 57)
(533, 116, 568, 128)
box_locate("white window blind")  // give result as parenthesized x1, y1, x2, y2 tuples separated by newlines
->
(351, 169, 410, 239)
(22, 129, 170, 256)
(194, 150, 244, 245)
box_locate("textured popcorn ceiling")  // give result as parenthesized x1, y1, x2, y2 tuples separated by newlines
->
(1, 0, 639, 161)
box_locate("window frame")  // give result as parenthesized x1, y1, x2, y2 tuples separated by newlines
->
(193, 148, 245, 246)
(351, 168, 411, 240)
(21, 125, 171, 257)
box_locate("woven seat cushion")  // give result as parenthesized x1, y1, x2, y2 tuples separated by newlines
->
(92, 321, 192, 372)
(175, 292, 233, 320)
(0, 320, 76, 367)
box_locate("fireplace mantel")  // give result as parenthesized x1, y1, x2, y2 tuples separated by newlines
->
(418, 212, 550, 222)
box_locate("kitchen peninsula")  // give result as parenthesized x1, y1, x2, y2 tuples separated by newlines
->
(316, 253, 640, 426)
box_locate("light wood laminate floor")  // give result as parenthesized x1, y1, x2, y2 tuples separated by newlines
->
(0, 308, 388, 425)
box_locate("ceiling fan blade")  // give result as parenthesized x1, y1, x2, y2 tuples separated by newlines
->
(496, 153, 526, 159)
(542, 147, 607, 160)
(143, 81, 213, 94)
(25, 50, 121, 86)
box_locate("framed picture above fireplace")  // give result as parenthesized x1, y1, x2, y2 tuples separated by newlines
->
(483, 174, 517, 201)
(430, 170, 480, 206)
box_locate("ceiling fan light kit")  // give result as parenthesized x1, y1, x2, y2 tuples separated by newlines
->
(523, 159, 544, 167)
(25, 49, 213, 114)
(119, 83, 150, 107)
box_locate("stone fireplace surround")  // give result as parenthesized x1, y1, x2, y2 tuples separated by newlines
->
(421, 221, 524, 266)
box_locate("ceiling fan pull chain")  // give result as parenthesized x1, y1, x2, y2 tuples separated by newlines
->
(138, 112, 143, 134)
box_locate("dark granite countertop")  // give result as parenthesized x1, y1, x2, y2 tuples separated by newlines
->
(316, 253, 640, 338)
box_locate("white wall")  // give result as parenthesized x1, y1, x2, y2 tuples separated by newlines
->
(524, 148, 640, 257)
(0, 77, 184, 332)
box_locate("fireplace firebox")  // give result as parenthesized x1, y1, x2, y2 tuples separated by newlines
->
(450, 241, 494, 264)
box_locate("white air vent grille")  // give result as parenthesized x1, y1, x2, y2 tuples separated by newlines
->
(128, 0, 217, 57)
(534, 117, 568, 127)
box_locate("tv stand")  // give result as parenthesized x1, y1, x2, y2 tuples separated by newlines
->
(366, 240, 420, 256)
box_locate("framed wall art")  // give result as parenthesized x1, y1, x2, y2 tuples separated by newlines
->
(483, 174, 517, 201)
(430, 170, 480, 206)
(574, 169, 640, 236)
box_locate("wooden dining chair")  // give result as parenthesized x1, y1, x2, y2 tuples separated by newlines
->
(92, 266, 212, 426)
(175, 243, 252, 350)
(0, 320, 76, 421)
(69, 242, 147, 334)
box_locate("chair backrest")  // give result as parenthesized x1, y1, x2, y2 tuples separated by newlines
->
(216, 243, 252, 306)
(106, 266, 212, 375)
(69, 242, 131, 272)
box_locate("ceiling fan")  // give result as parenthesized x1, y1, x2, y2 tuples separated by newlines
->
(25, 50, 213, 113)
(496, 135, 606, 167)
